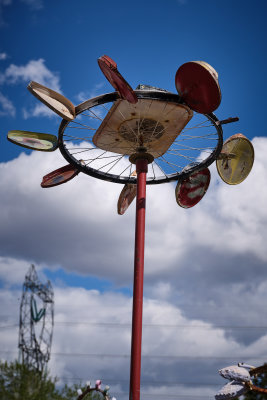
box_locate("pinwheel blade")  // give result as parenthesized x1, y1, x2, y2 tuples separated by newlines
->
(175, 167, 211, 208)
(7, 130, 58, 151)
(175, 61, 221, 114)
(216, 134, 254, 185)
(27, 81, 75, 121)
(41, 164, 79, 188)
(98, 55, 138, 104)
(215, 381, 248, 400)
(117, 183, 137, 215)
(219, 365, 251, 383)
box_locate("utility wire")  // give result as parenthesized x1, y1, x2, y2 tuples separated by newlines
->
(1, 321, 267, 330)
(0, 349, 266, 361)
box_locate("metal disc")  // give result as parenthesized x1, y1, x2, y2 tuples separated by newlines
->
(28, 81, 75, 121)
(216, 133, 254, 185)
(117, 183, 137, 215)
(7, 130, 58, 151)
(41, 164, 79, 188)
(98, 55, 138, 104)
(175, 61, 221, 114)
(175, 167, 211, 208)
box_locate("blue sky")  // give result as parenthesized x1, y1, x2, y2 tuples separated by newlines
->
(1, 1, 267, 399)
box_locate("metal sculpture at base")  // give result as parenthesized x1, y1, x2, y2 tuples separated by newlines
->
(19, 264, 54, 373)
(215, 363, 267, 399)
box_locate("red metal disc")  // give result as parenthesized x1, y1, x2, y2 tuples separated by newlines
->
(117, 183, 137, 215)
(98, 55, 138, 104)
(41, 164, 79, 188)
(175, 61, 221, 114)
(175, 167, 211, 208)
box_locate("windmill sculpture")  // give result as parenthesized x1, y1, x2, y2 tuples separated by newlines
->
(19, 264, 54, 373)
(9, 56, 254, 400)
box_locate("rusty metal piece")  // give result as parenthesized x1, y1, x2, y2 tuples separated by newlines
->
(27, 81, 75, 121)
(129, 152, 154, 164)
(217, 152, 236, 160)
(98, 55, 138, 104)
(216, 117, 239, 126)
(175, 61, 221, 114)
(93, 98, 193, 158)
(216, 133, 254, 185)
(77, 386, 110, 400)
(248, 365, 267, 394)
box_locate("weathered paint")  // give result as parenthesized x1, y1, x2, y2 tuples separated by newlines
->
(93, 98, 193, 158)
(175, 61, 221, 114)
(28, 81, 75, 121)
(118, 183, 137, 215)
(7, 130, 58, 152)
(216, 133, 254, 185)
(98, 55, 138, 104)
(175, 167, 211, 208)
(41, 164, 79, 188)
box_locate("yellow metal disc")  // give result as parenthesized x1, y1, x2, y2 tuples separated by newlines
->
(216, 134, 254, 185)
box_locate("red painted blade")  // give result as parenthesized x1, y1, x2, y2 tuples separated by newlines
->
(41, 164, 79, 188)
(175, 61, 221, 114)
(117, 183, 137, 215)
(175, 167, 211, 208)
(98, 55, 138, 104)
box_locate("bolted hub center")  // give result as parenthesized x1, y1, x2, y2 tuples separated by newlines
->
(119, 118, 164, 144)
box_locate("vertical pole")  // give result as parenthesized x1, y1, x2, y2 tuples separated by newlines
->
(129, 157, 148, 400)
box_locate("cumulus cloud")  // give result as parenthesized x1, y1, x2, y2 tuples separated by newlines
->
(0, 90, 15, 116)
(0, 58, 62, 118)
(0, 52, 7, 60)
(0, 136, 267, 397)
(0, 278, 266, 400)
(4, 58, 60, 91)
(75, 83, 106, 103)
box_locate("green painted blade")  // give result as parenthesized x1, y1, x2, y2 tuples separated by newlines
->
(7, 130, 58, 151)
(31, 297, 45, 322)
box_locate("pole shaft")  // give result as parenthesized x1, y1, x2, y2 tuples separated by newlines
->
(129, 158, 148, 400)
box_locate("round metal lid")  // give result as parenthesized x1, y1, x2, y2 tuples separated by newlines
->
(175, 61, 221, 114)
(98, 55, 138, 104)
(216, 133, 254, 185)
(175, 167, 211, 208)
(41, 164, 79, 188)
(28, 81, 75, 121)
(7, 130, 58, 151)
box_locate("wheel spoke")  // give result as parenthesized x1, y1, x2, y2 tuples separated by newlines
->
(58, 92, 222, 184)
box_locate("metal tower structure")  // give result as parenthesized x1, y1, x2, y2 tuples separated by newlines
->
(18, 264, 54, 372)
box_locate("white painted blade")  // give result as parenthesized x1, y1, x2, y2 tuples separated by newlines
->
(215, 381, 248, 400)
(219, 365, 251, 382)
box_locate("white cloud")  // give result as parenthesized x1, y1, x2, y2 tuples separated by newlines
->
(0, 90, 15, 116)
(0, 280, 266, 399)
(0, 137, 266, 286)
(75, 83, 106, 103)
(4, 58, 61, 91)
(0, 52, 7, 60)
(1, 136, 267, 396)
(22, 103, 56, 119)
(1, 58, 63, 118)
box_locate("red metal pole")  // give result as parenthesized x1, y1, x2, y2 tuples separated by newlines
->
(129, 157, 148, 400)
